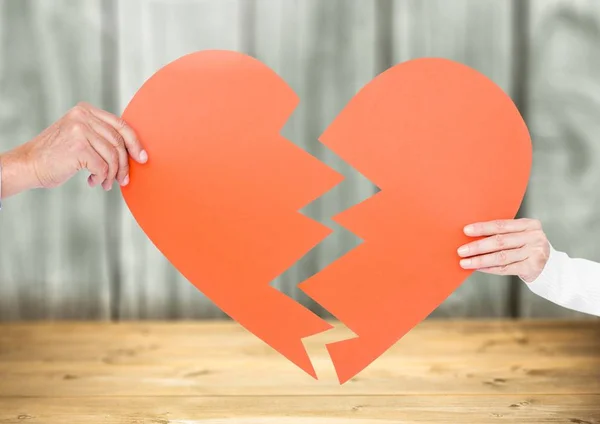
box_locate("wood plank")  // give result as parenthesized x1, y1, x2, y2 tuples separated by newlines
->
(252, 0, 378, 315)
(390, 0, 516, 317)
(0, 395, 598, 423)
(523, 0, 600, 317)
(116, 0, 381, 318)
(116, 0, 244, 319)
(0, 0, 110, 320)
(0, 321, 598, 396)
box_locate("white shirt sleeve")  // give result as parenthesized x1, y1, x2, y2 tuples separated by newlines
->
(524, 244, 600, 317)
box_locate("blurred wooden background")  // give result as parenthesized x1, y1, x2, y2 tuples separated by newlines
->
(0, 0, 599, 321)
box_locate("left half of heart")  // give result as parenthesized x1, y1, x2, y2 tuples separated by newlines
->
(120, 50, 344, 379)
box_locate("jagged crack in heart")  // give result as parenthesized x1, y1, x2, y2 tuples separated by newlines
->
(121, 52, 531, 385)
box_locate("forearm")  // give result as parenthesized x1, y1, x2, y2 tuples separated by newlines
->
(525, 245, 600, 316)
(0, 145, 41, 199)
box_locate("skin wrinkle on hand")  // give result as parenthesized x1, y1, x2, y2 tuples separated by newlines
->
(0, 102, 148, 201)
(457, 218, 550, 282)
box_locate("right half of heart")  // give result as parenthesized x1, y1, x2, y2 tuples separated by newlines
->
(299, 57, 532, 384)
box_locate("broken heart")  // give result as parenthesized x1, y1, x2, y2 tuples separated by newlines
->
(120, 51, 531, 384)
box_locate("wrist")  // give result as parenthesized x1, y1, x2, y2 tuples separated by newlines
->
(0, 145, 42, 198)
(520, 243, 553, 284)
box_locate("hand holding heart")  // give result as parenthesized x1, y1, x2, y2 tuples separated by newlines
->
(1, 50, 533, 383)
(458, 218, 551, 283)
(0, 102, 147, 199)
(120, 51, 532, 383)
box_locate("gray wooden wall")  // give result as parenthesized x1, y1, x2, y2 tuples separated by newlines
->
(1, 0, 599, 321)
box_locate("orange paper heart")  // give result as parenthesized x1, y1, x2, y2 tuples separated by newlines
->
(121, 51, 531, 384)
(300, 57, 531, 383)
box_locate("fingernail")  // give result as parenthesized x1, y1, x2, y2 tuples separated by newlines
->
(457, 246, 469, 256)
(121, 175, 129, 186)
(460, 259, 471, 268)
(139, 150, 148, 163)
(464, 225, 475, 235)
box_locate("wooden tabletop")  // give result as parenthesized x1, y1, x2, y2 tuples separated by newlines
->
(0, 320, 598, 423)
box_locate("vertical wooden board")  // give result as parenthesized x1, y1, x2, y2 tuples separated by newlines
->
(391, 0, 515, 317)
(0, 0, 110, 320)
(117, 0, 244, 319)
(522, 0, 600, 318)
(252, 0, 379, 315)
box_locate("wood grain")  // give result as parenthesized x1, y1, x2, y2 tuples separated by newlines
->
(0, 0, 111, 320)
(116, 0, 245, 319)
(523, 0, 600, 318)
(389, 0, 516, 318)
(2, 0, 600, 322)
(0, 320, 598, 422)
(0, 395, 598, 423)
(252, 0, 379, 316)
(0, 320, 598, 396)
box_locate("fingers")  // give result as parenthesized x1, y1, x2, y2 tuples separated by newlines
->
(459, 246, 528, 269)
(41, 102, 146, 191)
(476, 263, 526, 277)
(87, 115, 129, 186)
(458, 218, 549, 280)
(81, 102, 148, 164)
(463, 218, 542, 237)
(80, 145, 109, 188)
(76, 102, 147, 190)
(458, 231, 536, 258)
(86, 128, 119, 190)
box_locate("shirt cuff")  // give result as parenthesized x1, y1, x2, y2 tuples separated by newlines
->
(520, 243, 562, 301)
